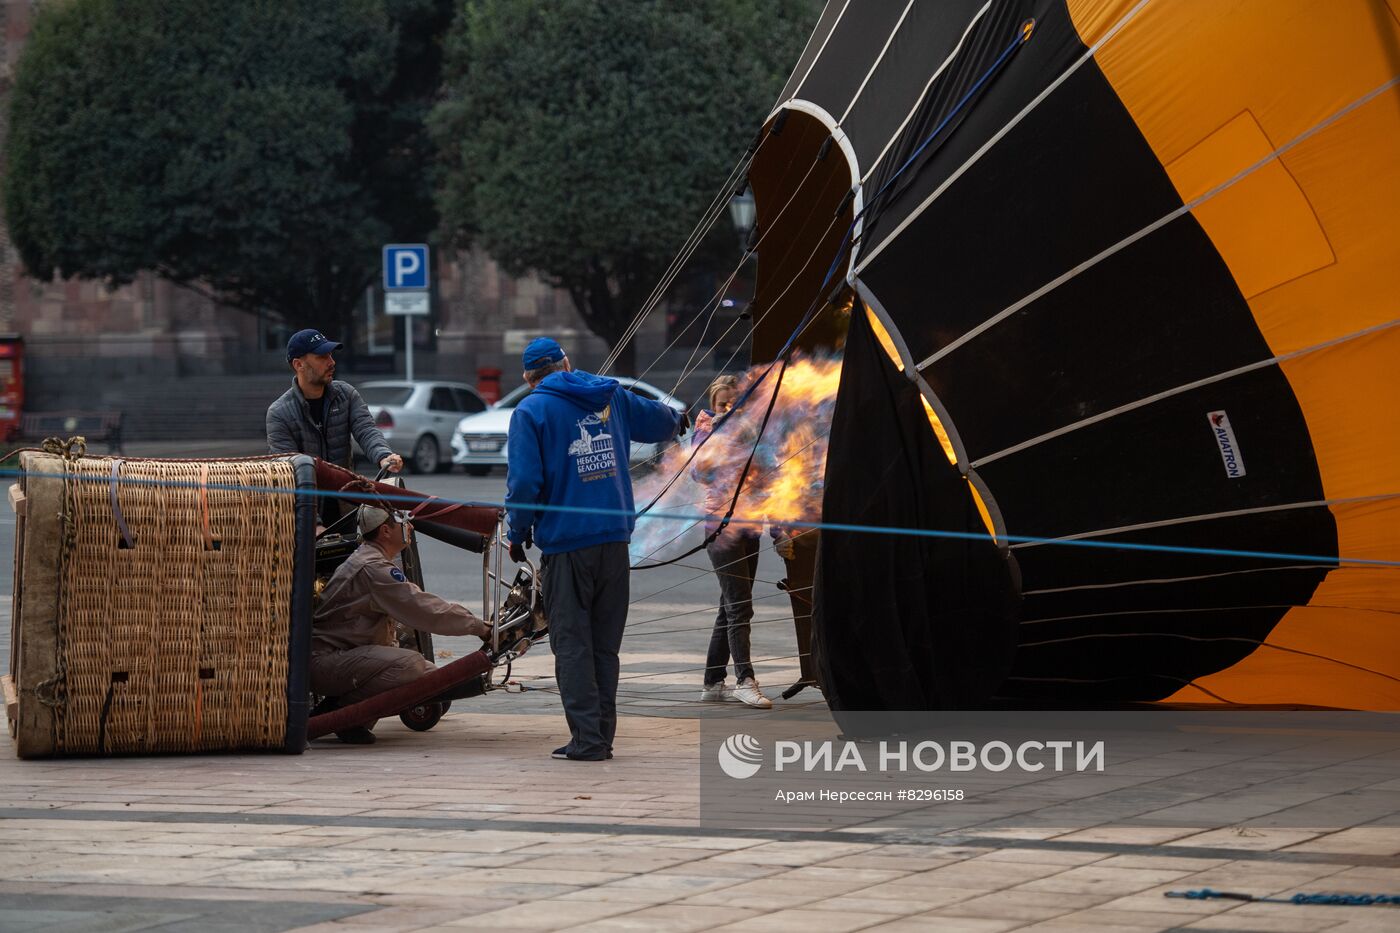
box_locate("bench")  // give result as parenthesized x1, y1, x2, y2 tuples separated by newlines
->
(18, 411, 125, 454)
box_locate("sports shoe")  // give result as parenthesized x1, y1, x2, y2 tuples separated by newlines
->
(700, 681, 728, 702)
(335, 726, 376, 745)
(733, 678, 772, 709)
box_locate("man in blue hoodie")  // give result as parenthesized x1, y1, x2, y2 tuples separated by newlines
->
(506, 337, 686, 761)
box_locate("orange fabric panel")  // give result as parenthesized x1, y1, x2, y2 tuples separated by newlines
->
(1278, 327, 1400, 502)
(1164, 111, 1334, 300)
(1164, 604, 1400, 709)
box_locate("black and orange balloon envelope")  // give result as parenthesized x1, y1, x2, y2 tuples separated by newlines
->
(745, 0, 1400, 710)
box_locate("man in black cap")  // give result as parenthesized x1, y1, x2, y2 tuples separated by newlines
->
(267, 329, 403, 526)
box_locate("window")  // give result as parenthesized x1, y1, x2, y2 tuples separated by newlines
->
(429, 387, 461, 412)
(628, 384, 658, 400)
(453, 388, 486, 414)
(360, 386, 413, 406)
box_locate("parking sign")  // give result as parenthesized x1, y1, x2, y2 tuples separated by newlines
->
(383, 244, 429, 291)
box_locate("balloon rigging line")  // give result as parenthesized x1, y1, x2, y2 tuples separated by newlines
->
(854, 18, 1033, 239)
(636, 150, 827, 394)
(1010, 491, 1400, 553)
(630, 537, 786, 605)
(1002, 673, 1236, 706)
(838, 0, 919, 124)
(601, 138, 762, 374)
(859, 1, 994, 187)
(857, 0, 1156, 272)
(626, 588, 812, 631)
(1017, 632, 1400, 687)
(973, 318, 1400, 469)
(628, 204, 844, 520)
(1021, 603, 1400, 627)
(1021, 563, 1338, 597)
(8, 468, 1399, 569)
(784, 0, 853, 109)
(918, 71, 1400, 371)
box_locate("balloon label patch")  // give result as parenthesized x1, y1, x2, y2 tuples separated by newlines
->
(1207, 410, 1246, 478)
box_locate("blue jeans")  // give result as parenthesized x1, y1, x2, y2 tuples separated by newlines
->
(704, 533, 760, 685)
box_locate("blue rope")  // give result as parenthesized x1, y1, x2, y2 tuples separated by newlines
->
(1167, 888, 1400, 906)
(5, 467, 1397, 569)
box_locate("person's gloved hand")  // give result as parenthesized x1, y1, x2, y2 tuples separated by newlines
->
(774, 533, 796, 560)
(676, 410, 693, 436)
(509, 539, 527, 563)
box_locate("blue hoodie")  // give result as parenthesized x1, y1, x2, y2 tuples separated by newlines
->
(506, 371, 682, 554)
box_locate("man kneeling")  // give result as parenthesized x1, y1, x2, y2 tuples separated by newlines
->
(312, 504, 491, 744)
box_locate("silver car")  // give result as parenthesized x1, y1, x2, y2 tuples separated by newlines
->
(360, 380, 488, 473)
(451, 377, 688, 476)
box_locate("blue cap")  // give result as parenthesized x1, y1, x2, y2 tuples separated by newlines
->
(522, 336, 565, 370)
(287, 329, 342, 361)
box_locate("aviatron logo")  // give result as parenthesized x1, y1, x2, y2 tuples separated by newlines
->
(1207, 411, 1246, 479)
(718, 734, 763, 779)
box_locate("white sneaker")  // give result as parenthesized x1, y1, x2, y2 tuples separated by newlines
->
(733, 678, 772, 709)
(700, 681, 728, 702)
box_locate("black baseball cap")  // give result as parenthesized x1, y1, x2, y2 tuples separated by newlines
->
(287, 329, 342, 361)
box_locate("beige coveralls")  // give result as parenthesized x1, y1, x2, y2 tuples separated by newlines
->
(311, 544, 481, 704)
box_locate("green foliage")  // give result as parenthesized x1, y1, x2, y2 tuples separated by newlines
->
(433, 0, 819, 372)
(3, 0, 455, 335)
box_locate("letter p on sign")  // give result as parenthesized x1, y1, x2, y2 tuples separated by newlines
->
(383, 244, 429, 290)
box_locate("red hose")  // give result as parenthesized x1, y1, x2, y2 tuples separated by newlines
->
(307, 651, 493, 739)
(313, 460, 499, 538)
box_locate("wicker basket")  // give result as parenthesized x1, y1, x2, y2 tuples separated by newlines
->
(6, 450, 316, 758)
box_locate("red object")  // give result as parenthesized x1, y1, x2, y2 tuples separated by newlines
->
(375, 409, 394, 428)
(477, 366, 503, 405)
(307, 650, 492, 738)
(0, 334, 23, 442)
(313, 459, 499, 538)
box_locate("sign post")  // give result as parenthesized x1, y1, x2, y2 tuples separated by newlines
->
(382, 244, 431, 381)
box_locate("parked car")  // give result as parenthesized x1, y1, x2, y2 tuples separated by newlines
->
(360, 380, 488, 474)
(451, 377, 688, 476)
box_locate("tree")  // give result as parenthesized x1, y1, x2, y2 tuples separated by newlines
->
(432, 0, 819, 375)
(3, 0, 455, 338)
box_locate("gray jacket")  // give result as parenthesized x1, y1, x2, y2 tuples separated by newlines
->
(266, 379, 392, 469)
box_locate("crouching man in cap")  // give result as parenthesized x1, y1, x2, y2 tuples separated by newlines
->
(311, 504, 491, 744)
(505, 337, 689, 761)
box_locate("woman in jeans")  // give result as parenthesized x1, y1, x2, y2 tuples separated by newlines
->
(691, 375, 771, 709)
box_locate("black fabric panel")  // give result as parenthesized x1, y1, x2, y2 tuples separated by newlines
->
(929, 218, 1279, 462)
(814, 305, 1019, 710)
(840, 0, 1017, 180)
(999, 605, 1291, 703)
(974, 367, 1331, 540)
(794, 0, 917, 121)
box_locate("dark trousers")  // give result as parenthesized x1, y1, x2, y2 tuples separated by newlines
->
(704, 533, 760, 685)
(542, 541, 629, 757)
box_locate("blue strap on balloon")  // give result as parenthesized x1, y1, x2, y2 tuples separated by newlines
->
(1166, 888, 1400, 906)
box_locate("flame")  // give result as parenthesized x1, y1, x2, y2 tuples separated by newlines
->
(630, 352, 842, 562)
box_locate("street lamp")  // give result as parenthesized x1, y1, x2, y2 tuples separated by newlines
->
(728, 189, 756, 250)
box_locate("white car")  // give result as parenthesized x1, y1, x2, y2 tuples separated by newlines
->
(361, 380, 488, 474)
(451, 377, 688, 476)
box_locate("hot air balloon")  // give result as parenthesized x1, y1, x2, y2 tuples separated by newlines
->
(740, 0, 1400, 710)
